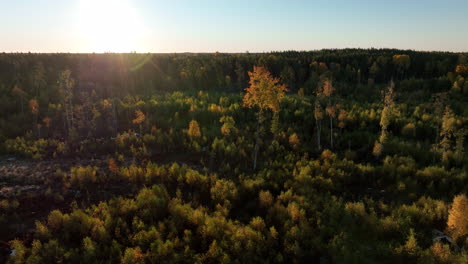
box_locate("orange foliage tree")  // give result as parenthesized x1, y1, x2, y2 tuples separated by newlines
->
(132, 110, 146, 135)
(243, 66, 287, 170)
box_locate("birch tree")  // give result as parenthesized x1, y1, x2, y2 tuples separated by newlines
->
(243, 66, 287, 170)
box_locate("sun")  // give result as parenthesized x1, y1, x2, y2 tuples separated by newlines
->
(78, 0, 146, 52)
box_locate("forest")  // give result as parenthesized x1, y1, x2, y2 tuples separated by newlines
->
(0, 49, 467, 263)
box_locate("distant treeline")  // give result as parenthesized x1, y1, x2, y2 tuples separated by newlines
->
(0, 49, 465, 97)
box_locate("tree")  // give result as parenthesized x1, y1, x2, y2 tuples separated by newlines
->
(437, 106, 456, 162)
(314, 99, 324, 151)
(393, 55, 410, 79)
(373, 80, 396, 157)
(132, 110, 146, 135)
(454, 128, 466, 159)
(121, 247, 145, 264)
(337, 109, 348, 131)
(220, 116, 236, 136)
(11, 85, 27, 115)
(29, 99, 39, 138)
(431, 92, 447, 161)
(32, 62, 46, 97)
(455, 64, 468, 76)
(258, 190, 273, 207)
(323, 79, 336, 149)
(280, 65, 296, 91)
(447, 194, 468, 240)
(188, 120, 201, 138)
(369, 62, 380, 79)
(42, 116, 51, 138)
(235, 61, 246, 90)
(7, 239, 26, 264)
(243, 66, 287, 170)
(289, 133, 300, 150)
(108, 158, 119, 176)
(57, 70, 75, 137)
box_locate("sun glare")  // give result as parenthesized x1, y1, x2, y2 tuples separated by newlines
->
(78, 0, 146, 52)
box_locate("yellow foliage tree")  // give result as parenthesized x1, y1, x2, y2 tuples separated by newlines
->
(258, 190, 273, 207)
(220, 116, 236, 136)
(188, 120, 201, 138)
(374, 80, 396, 157)
(289, 133, 300, 150)
(243, 66, 287, 170)
(243, 66, 287, 113)
(439, 106, 457, 162)
(447, 194, 468, 239)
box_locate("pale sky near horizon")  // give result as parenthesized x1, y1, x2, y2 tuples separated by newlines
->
(1, 0, 467, 53)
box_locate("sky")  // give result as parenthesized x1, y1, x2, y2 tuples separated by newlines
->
(1, 0, 467, 53)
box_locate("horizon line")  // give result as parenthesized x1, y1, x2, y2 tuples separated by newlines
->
(1, 47, 467, 54)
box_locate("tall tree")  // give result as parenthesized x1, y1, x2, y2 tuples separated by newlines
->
(438, 106, 457, 162)
(337, 109, 348, 132)
(132, 110, 146, 135)
(57, 70, 75, 137)
(373, 80, 396, 157)
(28, 99, 39, 138)
(32, 62, 46, 97)
(431, 93, 447, 161)
(392, 55, 410, 79)
(323, 79, 336, 149)
(314, 99, 323, 151)
(42, 116, 51, 138)
(12, 85, 27, 115)
(447, 194, 468, 240)
(243, 66, 287, 170)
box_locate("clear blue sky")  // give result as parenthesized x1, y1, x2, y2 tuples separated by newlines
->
(1, 0, 467, 52)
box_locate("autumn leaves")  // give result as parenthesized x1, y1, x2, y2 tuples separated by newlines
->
(242, 66, 347, 170)
(243, 66, 288, 170)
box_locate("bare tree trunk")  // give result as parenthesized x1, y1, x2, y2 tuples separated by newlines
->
(330, 115, 333, 150)
(112, 98, 118, 134)
(316, 118, 321, 151)
(65, 106, 70, 136)
(433, 126, 440, 163)
(33, 114, 38, 138)
(253, 112, 261, 170)
(20, 97, 24, 115)
(69, 97, 74, 129)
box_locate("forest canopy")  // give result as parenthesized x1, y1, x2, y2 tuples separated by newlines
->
(0, 49, 467, 263)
